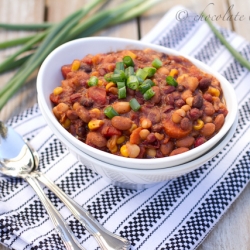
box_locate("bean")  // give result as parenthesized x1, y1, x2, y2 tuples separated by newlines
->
(188, 108, 201, 120)
(126, 142, 140, 158)
(175, 98, 185, 107)
(86, 132, 107, 148)
(203, 101, 215, 116)
(172, 109, 186, 124)
(111, 116, 132, 130)
(169, 147, 189, 156)
(199, 77, 211, 90)
(186, 96, 194, 106)
(140, 118, 152, 129)
(214, 114, 225, 132)
(181, 105, 191, 112)
(112, 102, 131, 114)
(53, 103, 69, 119)
(176, 136, 195, 148)
(194, 136, 207, 147)
(201, 123, 215, 137)
(66, 110, 78, 120)
(181, 89, 192, 101)
(146, 148, 157, 158)
(154, 132, 164, 140)
(139, 129, 150, 140)
(73, 102, 91, 123)
(160, 141, 174, 156)
(192, 94, 203, 108)
(180, 117, 192, 131)
(149, 86, 161, 104)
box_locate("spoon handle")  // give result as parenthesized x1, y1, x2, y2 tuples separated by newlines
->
(34, 172, 130, 250)
(25, 175, 86, 250)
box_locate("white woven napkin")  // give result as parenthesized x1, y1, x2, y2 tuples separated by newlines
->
(1, 5, 250, 250)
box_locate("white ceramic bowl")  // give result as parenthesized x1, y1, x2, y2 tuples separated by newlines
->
(38, 99, 237, 190)
(37, 37, 237, 171)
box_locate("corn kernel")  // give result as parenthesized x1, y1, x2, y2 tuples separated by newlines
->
(120, 145, 129, 157)
(117, 136, 126, 144)
(207, 86, 220, 97)
(53, 87, 63, 95)
(193, 119, 204, 130)
(125, 50, 136, 59)
(71, 60, 81, 71)
(88, 119, 104, 130)
(110, 145, 118, 154)
(62, 118, 71, 129)
(106, 82, 116, 90)
(169, 69, 178, 77)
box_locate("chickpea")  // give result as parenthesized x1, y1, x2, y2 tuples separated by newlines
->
(140, 118, 152, 129)
(139, 129, 150, 140)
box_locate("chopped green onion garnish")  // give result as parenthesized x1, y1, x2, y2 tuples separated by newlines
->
(104, 72, 113, 82)
(104, 106, 119, 119)
(127, 75, 139, 90)
(118, 86, 126, 99)
(125, 66, 135, 78)
(87, 76, 98, 86)
(143, 88, 155, 100)
(115, 61, 125, 71)
(136, 68, 148, 83)
(111, 70, 126, 82)
(143, 67, 156, 77)
(129, 98, 141, 111)
(166, 76, 178, 87)
(152, 58, 162, 69)
(123, 56, 134, 67)
(117, 81, 125, 89)
(138, 79, 154, 94)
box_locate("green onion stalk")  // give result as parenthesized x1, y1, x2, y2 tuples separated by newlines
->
(202, 13, 250, 71)
(0, 0, 163, 111)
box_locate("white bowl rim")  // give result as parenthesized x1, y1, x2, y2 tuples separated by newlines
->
(37, 36, 238, 169)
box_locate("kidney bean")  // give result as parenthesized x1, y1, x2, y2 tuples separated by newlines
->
(199, 78, 211, 90)
(180, 117, 192, 131)
(146, 133, 157, 143)
(201, 123, 215, 137)
(149, 86, 161, 104)
(86, 132, 107, 148)
(192, 94, 203, 108)
(177, 85, 185, 92)
(160, 141, 174, 156)
(203, 93, 213, 102)
(203, 101, 215, 116)
(169, 147, 189, 156)
(151, 123, 163, 132)
(214, 114, 225, 132)
(188, 108, 201, 120)
(165, 93, 175, 105)
(162, 105, 175, 113)
(176, 136, 195, 148)
(111, 116, 132, 130)
(70, 93, 81, 103)
(175, 98, 185, 108)
(194, 136, 207, 147)
(162, 85, 176, 94)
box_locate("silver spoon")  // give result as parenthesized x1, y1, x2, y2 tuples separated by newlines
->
(0, 122, 85, 250)
(0, 122, 130, 250)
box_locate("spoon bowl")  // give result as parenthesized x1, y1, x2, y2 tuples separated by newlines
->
(0, 122, 130, 250)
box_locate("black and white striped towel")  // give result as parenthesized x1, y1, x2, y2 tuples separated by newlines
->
(1, 5, 250, 250)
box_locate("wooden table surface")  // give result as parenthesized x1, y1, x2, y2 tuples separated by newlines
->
(1, 0, 250, 249)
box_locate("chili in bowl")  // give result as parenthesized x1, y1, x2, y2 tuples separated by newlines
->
(37, 37, 237, 170)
